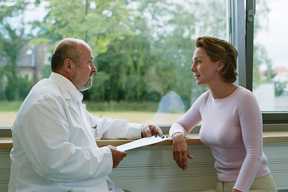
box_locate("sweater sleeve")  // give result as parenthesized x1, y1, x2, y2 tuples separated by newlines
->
(234, 92, 263, 192)
(169, 92, 206, 136)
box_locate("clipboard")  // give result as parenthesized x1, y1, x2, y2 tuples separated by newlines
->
(116, 135, 170, 152)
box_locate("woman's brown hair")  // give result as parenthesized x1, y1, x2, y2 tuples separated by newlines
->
(196, 36, 238, 83)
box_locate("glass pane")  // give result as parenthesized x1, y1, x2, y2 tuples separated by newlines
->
(0, 0, 228, 129)
(253, 0, 288, 111)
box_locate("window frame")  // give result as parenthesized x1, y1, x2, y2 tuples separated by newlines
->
(1, 0, 287, 136)
(231, 0, 288, 125)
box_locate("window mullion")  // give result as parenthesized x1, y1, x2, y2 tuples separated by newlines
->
(228, 0, 247, 89)
(245, 0, 256, 91)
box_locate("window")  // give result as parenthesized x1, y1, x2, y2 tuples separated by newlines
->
(246, 0, 288, 124)
(0, 0, 228, 129)
(253, 0, 288, 112)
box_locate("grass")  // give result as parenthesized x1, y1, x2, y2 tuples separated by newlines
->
(86, 101, 158, 112)
(0, 101, 181, 127)
(0, 101, 159, 112)
(0, 101, 23, 112)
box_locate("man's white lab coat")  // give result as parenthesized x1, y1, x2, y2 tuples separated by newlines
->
(8, 73, 142, 192)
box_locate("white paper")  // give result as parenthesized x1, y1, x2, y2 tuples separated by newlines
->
(116, 135, 170, 152)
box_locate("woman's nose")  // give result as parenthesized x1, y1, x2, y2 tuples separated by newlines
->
(191, 63, 195, 72)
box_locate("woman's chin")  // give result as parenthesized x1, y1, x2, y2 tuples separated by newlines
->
(196, 79, 203, 85)
(194, 77, 205, 85)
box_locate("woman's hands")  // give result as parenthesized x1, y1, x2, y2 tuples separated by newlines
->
(172, 133, 192, 170)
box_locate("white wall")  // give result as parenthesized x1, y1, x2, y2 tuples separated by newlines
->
(1, 142, 288, 191)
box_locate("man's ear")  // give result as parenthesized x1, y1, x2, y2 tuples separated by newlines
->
(63, 58, 74, 73)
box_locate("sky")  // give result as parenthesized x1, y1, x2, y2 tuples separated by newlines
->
(22, 2, 47, 23)
(256, 0, 288, 68)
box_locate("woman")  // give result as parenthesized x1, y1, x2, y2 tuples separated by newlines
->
(170, 36, 276, 192)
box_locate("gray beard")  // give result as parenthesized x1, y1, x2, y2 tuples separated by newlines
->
(79, 76, 93, 92)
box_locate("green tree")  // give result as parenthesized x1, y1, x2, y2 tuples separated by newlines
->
(94, 35, 155, 101)
(33, 0, 133, 55)
(29, 0, 269, 107)
(132, 0, 227, 104)
(0, 1, 32, 100)
(253, 0, 274, 87)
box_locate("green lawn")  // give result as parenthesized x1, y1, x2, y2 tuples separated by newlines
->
(0, 101, 159, 112)
(86, 101, 158, 112)
(0, 101, 181, 127)
(0, 101, 23, 112)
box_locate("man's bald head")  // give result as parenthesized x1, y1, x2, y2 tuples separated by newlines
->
(51, 38, 91, 72)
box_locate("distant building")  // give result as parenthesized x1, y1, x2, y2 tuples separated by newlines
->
(274, 65, 288, 77)
(16, 44, 48, 83)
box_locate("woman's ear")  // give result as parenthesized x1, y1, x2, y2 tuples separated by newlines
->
(216, 61, 224, 72)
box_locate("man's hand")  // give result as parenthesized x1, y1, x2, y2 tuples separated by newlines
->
(141, 123, 163, 137)
(107, 145, 127, 168)
(172, 133, 192, 170)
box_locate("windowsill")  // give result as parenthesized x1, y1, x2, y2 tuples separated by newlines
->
(1, 132, 288, 150)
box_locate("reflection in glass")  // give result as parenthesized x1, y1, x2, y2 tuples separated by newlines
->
(154, 91, 185, 127)
(0, 0, 227, 127)
(254, 0, 288, 111)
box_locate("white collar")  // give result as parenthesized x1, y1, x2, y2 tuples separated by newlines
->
(49, 72, 83, 102)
